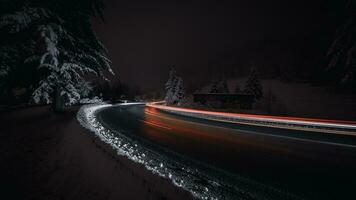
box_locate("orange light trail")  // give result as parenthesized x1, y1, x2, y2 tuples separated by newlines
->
(141, 120, 173, 130)
(140, 103, 356, 149)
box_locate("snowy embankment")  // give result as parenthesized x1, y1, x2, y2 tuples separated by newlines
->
(147, 103, 356, 135)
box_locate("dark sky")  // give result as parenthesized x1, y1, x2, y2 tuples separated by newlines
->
(92, 0, 347, 92)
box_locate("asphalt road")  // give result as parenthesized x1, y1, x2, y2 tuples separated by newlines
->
(97, 104, 356, 200)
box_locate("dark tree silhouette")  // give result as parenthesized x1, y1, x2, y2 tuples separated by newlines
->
(244, 67, 263, 100)
(326, 0, 356, 86)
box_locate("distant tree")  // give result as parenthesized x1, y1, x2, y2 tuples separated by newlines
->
(153, 91, 163, 100)
(164, 68, 185, 105)
(165, 68, 177, 104)
(265, 89, 276, 114)
(210, 78, 219, 93)
(244, 67, 263, 100)
(93, 80, 111, 100)
(175, 77, 185, 104)
(218, 78, 229, 93)
(326, 0, 356, 85)
(130, 85, 142, 100)
(234, 83, 240, 93)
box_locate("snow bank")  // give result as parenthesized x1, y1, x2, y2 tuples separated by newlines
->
(76, 103, 220, 200)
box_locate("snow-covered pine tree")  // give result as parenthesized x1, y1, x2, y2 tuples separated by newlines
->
(244, 67, 263, 100)
(0, 0, 114, 108)
(0, 5, 52, 33)
(326, 0, 356, 85)
(164, 68, 185, 105)
(32, 24, 60, 105)
(32, 24, 99, 109)
(174, 77, 185, 104)
(0, 47, 12, 85)
(171, 76, 181, 104)
(0, 5, 53, 95)
(165, 68, 177, 105)
(77, 81, 93, 99)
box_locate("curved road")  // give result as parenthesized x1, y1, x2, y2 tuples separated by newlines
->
(97, 104, 356, 200)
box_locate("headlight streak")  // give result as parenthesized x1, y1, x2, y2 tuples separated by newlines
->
(140, 119, 173, 130)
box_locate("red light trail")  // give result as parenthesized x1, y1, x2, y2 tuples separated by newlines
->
(146, 102, 356, 134)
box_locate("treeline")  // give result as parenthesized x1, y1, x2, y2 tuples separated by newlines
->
(94, 81, 142, 103)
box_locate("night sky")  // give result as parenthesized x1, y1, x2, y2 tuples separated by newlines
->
(92, 0, 347, 92)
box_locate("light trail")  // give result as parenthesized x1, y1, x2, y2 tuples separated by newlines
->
(141, 120, 173, 130)
(83, 101, 356, 200)
(146, 102, 356, 134)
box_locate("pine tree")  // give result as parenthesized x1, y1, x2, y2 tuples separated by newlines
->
(218, 79, 229, 93)
(234, 83, 240, 93)
(77, 81, 93, 98)
(175, 77, 185, 104)
(326, 0, 356, 85)
(31, 24, 99, 108)
(164, 68, 185, 105)
(165, 68, 177, 105)
(210, 78, 219, 93)
(0, 5, 52, 94)
(0, 47, 11, 84)
(0, 0, 114, 108)
(244, 67, 263, 100)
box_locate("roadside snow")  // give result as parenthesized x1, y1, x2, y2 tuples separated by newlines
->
(79, 96, 104, 104)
